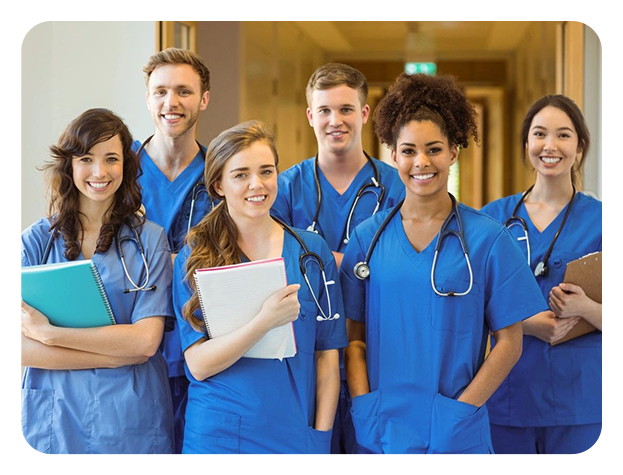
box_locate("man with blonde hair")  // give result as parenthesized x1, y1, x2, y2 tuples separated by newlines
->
(271, 63, 404, 453)
(134, 47, 214, 453)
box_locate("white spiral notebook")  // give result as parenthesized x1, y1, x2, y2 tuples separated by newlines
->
(194, 257, 297, 360)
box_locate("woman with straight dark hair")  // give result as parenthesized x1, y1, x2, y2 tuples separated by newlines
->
(21, 108, 175, 453)
(173, 120, 347, 454)
(481, 95, 602, 454)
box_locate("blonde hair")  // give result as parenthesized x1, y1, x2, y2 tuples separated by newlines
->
(182, 121, 279, 331)
(143, 48, 211, 94)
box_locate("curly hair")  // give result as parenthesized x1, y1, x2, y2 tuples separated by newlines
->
(521, 94, 590, 187)
(43, 108, 144, 260)
(374, 73, 479, 149)
(182, 120, 279, 332)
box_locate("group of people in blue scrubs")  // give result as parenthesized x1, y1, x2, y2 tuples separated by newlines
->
(21, 48, 601, 455)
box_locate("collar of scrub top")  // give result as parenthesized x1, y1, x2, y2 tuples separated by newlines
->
(137, 134, 210, 235)
(271, 215, 340, 321)
(506, 183, 577, 277)
(308, 151, 386, 245)
(42, 218, 156, 293)
(353, 193, 473, 297)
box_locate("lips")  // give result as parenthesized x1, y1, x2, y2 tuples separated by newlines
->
(540, 156, 562, 164)
(410, 172, 436, 181)
(245, 195, 267, 203)
(87, 181, 112, 191)
(162, 113, 184, 121)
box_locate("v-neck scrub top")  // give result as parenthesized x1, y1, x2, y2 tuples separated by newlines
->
(173, 229, 349, 453)
(339, 204, 548, 453)
(481, 192, 602, 427)
(271, 157, 405, 254)
(21, 217, 175, 454)
(134, 140, 214, 378)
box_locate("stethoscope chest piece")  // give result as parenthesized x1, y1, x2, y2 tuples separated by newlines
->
(354, 262, 370, 280)
(534, 261, 547, 277)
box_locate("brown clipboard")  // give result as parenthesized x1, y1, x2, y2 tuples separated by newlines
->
(550, 251, 601, 346)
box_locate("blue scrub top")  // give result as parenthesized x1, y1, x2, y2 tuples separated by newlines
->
(339, 204, 548, 454)
(21, 217, 175, 454)
(481, 191, 602, 427)
(173, 228, 349, 454)
(271, 157, 405, 254)
(134, 139, 215, 378)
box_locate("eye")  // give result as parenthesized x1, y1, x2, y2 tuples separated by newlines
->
(154, 90, 165, 96)
(533, 131, 545, 137)
(234, 173, 246, 179)
(179, 89, 191, 96)
(400, 147, 415, 155)
(428, 147, 442, 154)
(78, 157, 92, 163)
(107, 156, 121, 163)
(341, 107, 354, 114)
(319, 108, 330, 114)
(261, 169, 274, 176)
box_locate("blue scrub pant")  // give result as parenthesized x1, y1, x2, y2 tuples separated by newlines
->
(169, 375, 190, 454)
(490, 423, 602, 454)
(330, 380, 373, 454)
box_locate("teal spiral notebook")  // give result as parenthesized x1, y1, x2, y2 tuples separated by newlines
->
(21, 260, 116, 328)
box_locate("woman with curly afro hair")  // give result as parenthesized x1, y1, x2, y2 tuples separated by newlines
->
(339, 73, 547, 453)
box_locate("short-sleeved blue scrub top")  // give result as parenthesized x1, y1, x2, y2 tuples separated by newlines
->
(481, 191, 602, 427)
(271, 157, 405, 254)
(173, 228, 349, 454)
(21, 217, 175, 454)
(134, 140, 215, 379)
(339, 204, 548, 453)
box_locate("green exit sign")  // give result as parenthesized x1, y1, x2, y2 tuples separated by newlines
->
(405, 62, 437, 75)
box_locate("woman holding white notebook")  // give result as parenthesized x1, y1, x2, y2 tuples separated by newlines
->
(173, 120, 347, 453)
(21, 109, 174, 453)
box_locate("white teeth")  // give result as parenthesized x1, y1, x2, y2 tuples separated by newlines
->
(164, 114, 182, 120)
(246, 196, 266, 202)
(412, 173, 435, 180)
(330, 132, 345, 136)
(88, 182, 110, 189)
(541, 157, 561, 164)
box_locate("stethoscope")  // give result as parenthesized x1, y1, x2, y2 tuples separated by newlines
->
(271, 216, 340, 321)
(137, 135, 210, 234)
(353, 193, 473, 297)
(42, 221, 156, 294)
(307, 152, 385, 246)
(505, 184, 576, 277)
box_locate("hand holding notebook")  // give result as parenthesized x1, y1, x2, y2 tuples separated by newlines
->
(194, 257, 297, 360)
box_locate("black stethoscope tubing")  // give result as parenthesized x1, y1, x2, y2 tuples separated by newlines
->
(309, 151, 385, 245)
(42, 221, 156, 293)
(506, 184, 576, 277)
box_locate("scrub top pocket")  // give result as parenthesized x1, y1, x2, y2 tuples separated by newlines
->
(295, 301, 319, 354)
(307, 426, 333, 454)
(428, 393, 492, 454)
(429, 278, 481, 334)
(350, 389, 383, 454)
(22, 388, 54, 454)
(183, 402, 241, 454)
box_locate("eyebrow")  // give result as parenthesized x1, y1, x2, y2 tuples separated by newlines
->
(229, 164, 276, 173)
(399, 141, 444, 147)
(151, 84, 194, 90)
(531, 125, 575, 132)
(317, 103, 356, 109)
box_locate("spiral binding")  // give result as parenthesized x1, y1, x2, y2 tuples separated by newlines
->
(90, 262, 117, 325)
(194, 273, 212, 339)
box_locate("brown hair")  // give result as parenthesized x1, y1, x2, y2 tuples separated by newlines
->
(44, 108, 143, 260)
(374, 73, 479, 150)
(183, 120, 278, 331)
(143, 48, 211, 94)
(521, 94, 590, 187)
(306, 63, 368, 107)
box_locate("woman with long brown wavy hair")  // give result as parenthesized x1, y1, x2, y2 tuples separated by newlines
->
(172, 120, 347, 453)
(21, 108, 175, 453)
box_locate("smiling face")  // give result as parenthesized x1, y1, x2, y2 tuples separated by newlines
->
(72, 134, 124, 209)
(146, 63, 210, 139)
(306, 84, 370, 158)
(527, 105, 580, 181)
(392, 120, 457, 201)
(213, 141, 278, 222)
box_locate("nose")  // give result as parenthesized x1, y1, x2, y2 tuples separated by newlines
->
(91, 160, 105, 178)
(413, 151, 431, 168)
(248, 173, 263, 189)
(544, 135, 557, 151)
(164, 92, 179, 110)
(329, 111, 343, 128)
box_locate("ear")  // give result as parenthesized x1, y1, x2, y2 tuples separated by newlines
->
(449, 144, 459, 165)
(200, 91, 210, 111)
(390, 147, 397, 165)
(145, 90, 150, 110)
(213, 180, 225, 198)
(306, 107, 314, 127)
(361, 104, 371, 125)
